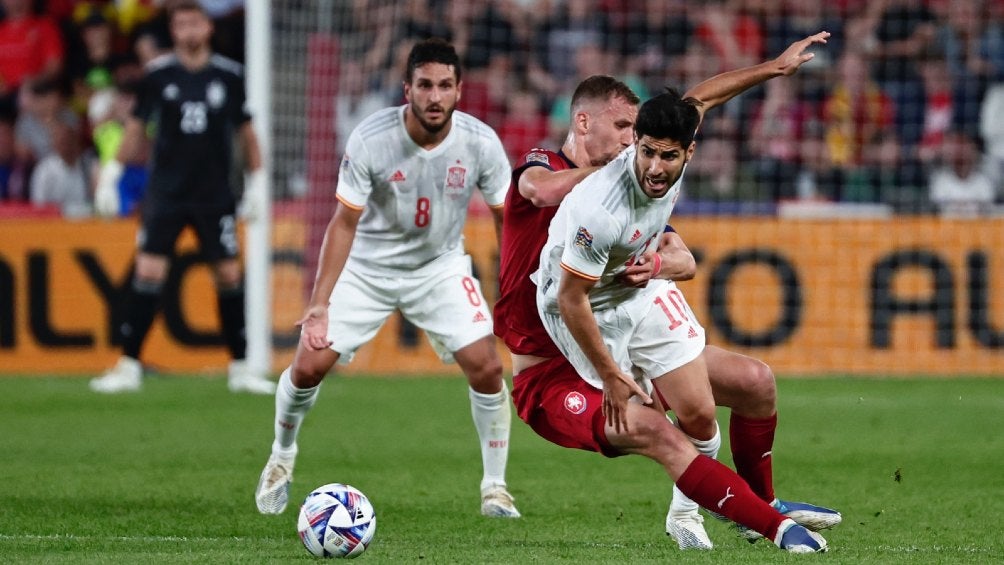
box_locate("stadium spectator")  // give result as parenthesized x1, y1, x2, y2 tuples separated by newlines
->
(133, 23, 172, 68)
(980, 0, 1004, 82)
(352, 0, 403, 81)
(766, 0, 844, 71)
(460, 0, 521, 73)
(401, 0, 454, 44)
(88, 0, 273, 394)
(858, 0, 936, 147)
(764, 0, 843, 104)
(497, 88, 549, 161)
(253, 38, 521, 521)
(748, 75, 815, 200)
(935, 0, 996, 133)
(821, 51, 895, 171)
(457, 52, 511, 131)
(618, 0, 693, 96)
(928, 130, 997, 216)
(0, 0, 65, 116)
(14, 79, 79, 165)
(0, 112, 14, 199)
(692, 0, 765, 73)
(29, 120, 93, 218)
(66, 10, 127, 119)
(980, 82, 1004, 185)
(531, 0, 612, 95)
(916, 46, 954, 165)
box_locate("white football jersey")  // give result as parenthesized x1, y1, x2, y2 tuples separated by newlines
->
(534, 145, 685, 313)
(336, 105, 510, 275)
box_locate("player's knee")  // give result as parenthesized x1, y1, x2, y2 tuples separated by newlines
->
(741, 359, 777, 415)
(752, 359, 776, 400)
(674, 404, 718, 441)
(466, 355, 503, 393)
(290, 354, 334, 388)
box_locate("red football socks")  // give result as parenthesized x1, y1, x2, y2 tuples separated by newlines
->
(729, 412, 777, 502)
(676, 454, 785, 541)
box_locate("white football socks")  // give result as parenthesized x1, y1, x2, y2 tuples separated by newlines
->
(469, 383, 512, 492)
(670, 422, 722, 517)
(272, 367, 320, 459)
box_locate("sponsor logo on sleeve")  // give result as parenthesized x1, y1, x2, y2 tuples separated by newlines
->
(525, 151, 550, 165)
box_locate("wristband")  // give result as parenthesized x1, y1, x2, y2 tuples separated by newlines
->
(651, 253, 662, 278)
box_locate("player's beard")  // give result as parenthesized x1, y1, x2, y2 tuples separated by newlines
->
(412, 102, 454, 134)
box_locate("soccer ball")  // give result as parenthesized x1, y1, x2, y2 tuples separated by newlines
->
(297, 483, 377, 559)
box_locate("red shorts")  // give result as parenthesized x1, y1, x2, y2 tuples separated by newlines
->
(511, 356, 623, 458)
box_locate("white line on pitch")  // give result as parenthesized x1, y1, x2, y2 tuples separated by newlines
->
(0, 534, 260, 543)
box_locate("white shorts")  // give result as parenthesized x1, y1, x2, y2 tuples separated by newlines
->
(538, 279, 706, 390)
(326, 253, 494, 364)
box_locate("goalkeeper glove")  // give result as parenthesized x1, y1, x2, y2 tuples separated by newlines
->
(239, 169, 269, 221)
(94, 160, 123, 218)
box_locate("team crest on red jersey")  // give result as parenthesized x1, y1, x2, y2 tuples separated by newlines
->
(564, 391, 587, 414)
(445, 165, 467, 197)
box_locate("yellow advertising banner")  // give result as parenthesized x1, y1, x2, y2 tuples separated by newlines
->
(672, 217, 1004, 375)
(0, 218, 232, 373)
(1, 216, 1002, 376)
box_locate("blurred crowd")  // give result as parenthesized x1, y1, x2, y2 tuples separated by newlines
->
(334, 0, 1004, 215)
(2, 0, 1003, 218)
(0, 0, 244, 217)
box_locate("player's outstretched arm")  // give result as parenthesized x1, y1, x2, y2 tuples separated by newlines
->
(518, 166, 599, 208)
(557, 270, 652, 432)
(683, 31, 830, 123)
(297, 203, 362, 350)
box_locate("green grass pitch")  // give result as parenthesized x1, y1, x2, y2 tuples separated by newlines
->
(1, 374, 1002, 563)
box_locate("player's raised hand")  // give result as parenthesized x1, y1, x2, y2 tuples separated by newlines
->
(297, 304, 333, 350)
(775, 31, 830, 76)
(602, 371, 653, 434)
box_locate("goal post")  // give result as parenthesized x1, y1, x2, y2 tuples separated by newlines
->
(244, 1, 273, 377)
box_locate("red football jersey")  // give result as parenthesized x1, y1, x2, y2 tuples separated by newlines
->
(494, 149, 575, 357)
